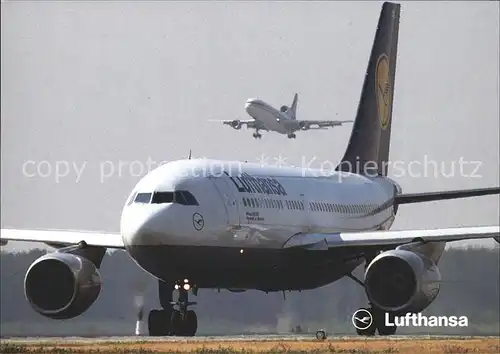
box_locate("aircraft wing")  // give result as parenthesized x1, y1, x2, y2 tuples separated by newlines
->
(283, 226, 500, 251)
(0, 228, 125, 249)
(215, 119, 265, 130)
(294, 120, 354, 130)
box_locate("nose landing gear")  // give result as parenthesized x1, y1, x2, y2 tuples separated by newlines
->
(170, 280, 198, 336)
(148, 279, 198, 336)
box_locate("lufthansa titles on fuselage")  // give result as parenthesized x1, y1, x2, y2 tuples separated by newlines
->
(227, 172, 287, 196)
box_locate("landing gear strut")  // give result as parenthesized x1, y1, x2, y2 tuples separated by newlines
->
(148, 280, 198, 336)
(287, 133, 296, 139)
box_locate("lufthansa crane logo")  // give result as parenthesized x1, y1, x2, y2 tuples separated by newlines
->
(375, 53, 392, 130)
(192, 213, 204, 231)
(352, 309, 373, 330)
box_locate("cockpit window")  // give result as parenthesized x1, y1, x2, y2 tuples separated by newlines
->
(180, 191, 198, 205)
(151, 192, 174, 204)
(127, 192, 137, 205)
(135, 193, 152, 204)
(151, 190, 199, 206)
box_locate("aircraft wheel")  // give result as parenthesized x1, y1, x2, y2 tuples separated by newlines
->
(185, 310, 198, 336)
(315, 329, 327, 340)
(376, 311, 397, 335)
(353, 308, 377, 336)
(148, 309, 170, 336)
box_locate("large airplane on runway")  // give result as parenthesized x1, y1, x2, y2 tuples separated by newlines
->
(218, 93, 353, 139)
(1, 2, 499, 338)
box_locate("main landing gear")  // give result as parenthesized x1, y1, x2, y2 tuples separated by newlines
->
(148, 279, 198, 336)
(347, 254, 397, 336)
(287, 133, 296, 139)
(252, 130, 262, 139)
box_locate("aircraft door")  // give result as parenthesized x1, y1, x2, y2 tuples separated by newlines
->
(210, 176, 241, 226)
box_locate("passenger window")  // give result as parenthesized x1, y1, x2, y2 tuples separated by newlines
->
(135, 193, 152, 204)
(243, 198, 248, 207)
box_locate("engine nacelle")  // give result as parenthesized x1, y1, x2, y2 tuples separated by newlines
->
(364, 250, 441, 314)
(299, 121, 309, 130)
(231, 120, 242, 129)
(24, 252, 102, 320)
(280, 105, 289, 113)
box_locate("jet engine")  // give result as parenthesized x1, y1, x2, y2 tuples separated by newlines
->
(24, 252, 102, 319)
(299, 121, 309, 130)
(230, 120, 242, 129)
(280, 105, 289, 113)
(364, 250, 441, 314)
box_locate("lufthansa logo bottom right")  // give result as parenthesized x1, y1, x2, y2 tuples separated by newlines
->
(352, 309, 373, 330)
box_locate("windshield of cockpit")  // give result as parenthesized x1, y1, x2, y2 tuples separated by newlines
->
(127, 191, 198, 206)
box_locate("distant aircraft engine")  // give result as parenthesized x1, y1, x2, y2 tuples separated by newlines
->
(299, 121, 309, 130)
(231, 120, 242, 129)
(280, 105, 289, 113)
(364, 250, 441, 314)
(24, 252, 102, 319)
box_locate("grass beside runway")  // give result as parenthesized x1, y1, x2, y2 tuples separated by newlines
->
(1, 338, 500, 353)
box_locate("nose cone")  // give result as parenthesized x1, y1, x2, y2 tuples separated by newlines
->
(120, 205, 167, 248)
(245, 98, 264, 114)
(245, 98, 255, 111)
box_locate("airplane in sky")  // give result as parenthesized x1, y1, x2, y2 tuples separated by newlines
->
(218, 93, 353, 139)
(1, 2, 499, 338)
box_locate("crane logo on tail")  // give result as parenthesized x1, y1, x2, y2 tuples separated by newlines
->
(375, 53, 392, 130)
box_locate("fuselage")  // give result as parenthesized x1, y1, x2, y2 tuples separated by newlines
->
(120, 159, 401, 291)
(245, 98, 292, 134)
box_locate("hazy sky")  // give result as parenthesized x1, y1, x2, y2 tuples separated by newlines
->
(1, 1, 499, 252)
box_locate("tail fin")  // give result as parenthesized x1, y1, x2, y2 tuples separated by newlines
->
(336, 2, 400, 176)
(289, 93, 298, 120)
